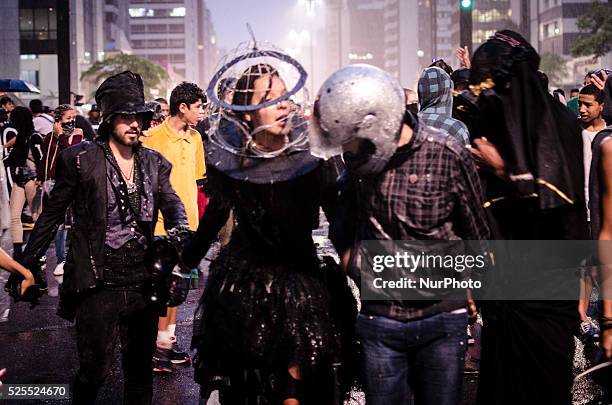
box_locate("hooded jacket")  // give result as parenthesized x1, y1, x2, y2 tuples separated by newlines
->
(418, 67, 470, 145)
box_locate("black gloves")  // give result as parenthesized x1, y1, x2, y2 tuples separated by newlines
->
(4, 273, 45, 307)
(145, 230, 194, 308)
(166, 225, 194, 252)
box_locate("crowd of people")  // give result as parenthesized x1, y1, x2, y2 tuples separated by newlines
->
(0, 29, 611, 405)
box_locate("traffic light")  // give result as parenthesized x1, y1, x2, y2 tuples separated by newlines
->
(460, 0, 473, 53)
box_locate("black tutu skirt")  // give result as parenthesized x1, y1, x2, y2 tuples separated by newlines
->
(192, 247, 357, 403)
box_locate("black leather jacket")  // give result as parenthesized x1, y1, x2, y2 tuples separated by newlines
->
(23, 141, 187, 316)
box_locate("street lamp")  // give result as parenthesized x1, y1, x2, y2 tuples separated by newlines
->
(288, 29, 313, 92)
(289, 29, 310, 49)
(298, 0, 322, 17)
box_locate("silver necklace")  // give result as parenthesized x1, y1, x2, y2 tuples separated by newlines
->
(118, 159, 136, 193)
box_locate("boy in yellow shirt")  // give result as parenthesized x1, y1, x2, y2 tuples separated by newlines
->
(141, 82, 205, 372)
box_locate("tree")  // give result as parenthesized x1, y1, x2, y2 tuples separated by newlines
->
(540, 53, 568, 86)
(571, 0, 612, 58)
(81, 53, 170, 98)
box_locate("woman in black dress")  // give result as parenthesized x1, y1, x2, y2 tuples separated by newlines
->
(182, 63, 356, 404)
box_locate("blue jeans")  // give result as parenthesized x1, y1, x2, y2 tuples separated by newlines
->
(356, 311, 468, 405)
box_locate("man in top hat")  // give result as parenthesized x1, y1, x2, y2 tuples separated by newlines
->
(23, 71, 189, 404)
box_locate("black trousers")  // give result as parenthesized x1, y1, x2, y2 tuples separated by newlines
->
(72, 285, 157, 405)
(477, 301, 577, 405)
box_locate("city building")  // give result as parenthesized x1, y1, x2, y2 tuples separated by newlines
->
(0, 1, 21, 80)
(432, 0, 460, 65)
(383, 0, 420, 86)
(324, 0, 420, 87)
(529, 0, 612, 86)
(70, 0, 106, 103)
(198, 4, 219, 87)
(128, 0, 219, 89)
(346, 0, 385, 69)
(1, 0, 217, 106)
(104, 0, 132, 54)
(323, 0, 350, 81)
(419, 0, 529, 70)
(531, 0, 591, 57)
(2, 0, 60, 104)
(417, 0, 435, 70)
(469, 0, 527, 49)
(3, 0, 106, 105)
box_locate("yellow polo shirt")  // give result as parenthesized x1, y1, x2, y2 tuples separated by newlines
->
(142, 118, 205, 235)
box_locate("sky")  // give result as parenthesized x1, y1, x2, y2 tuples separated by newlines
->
(207, 0, 326, 51)
(206, 0, 329, 91)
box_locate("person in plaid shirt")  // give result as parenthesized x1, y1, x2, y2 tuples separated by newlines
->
(312, 64, 489, 405)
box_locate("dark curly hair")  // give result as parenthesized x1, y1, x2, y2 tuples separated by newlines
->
(29, 99, 44, 114)
(54, 104, 75, 121)
(580, 83, 604, 104)
(169, 82, 205, 116)
(0, 96, 14, 108)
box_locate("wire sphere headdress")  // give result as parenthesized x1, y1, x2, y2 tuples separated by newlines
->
(206, 28, 311, 159)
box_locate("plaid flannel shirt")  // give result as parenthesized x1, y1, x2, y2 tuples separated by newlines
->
(355, 118, 490, 320)
(361, 121, 489, 242)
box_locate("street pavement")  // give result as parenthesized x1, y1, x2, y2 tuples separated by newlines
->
(0, 236, 478, 405)
(0, 240, 206, 405)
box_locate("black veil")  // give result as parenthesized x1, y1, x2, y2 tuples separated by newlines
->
(467, 30, 583, 212)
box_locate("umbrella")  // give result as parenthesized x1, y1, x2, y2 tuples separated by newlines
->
(0, 79, 40, 93)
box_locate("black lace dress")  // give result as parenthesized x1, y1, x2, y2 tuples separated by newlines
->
(182, 155, 356, 404)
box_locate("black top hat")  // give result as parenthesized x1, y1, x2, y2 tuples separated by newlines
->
(95, 71, 153, 138)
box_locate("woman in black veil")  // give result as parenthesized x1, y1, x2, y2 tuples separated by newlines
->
(466, 30, 588, 405)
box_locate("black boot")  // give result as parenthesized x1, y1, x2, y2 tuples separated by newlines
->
(72, 374, 101, 405)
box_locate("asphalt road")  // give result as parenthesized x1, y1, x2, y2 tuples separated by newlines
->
(0, 233, 479, 405)
(0, 241, 206, 405)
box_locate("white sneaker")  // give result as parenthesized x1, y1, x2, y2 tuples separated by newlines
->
(53, 261, 65, 276)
